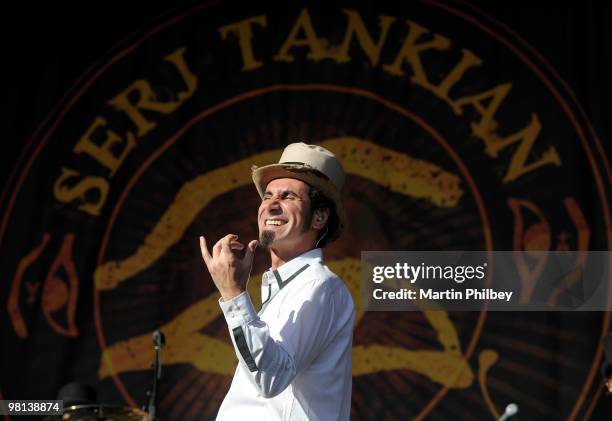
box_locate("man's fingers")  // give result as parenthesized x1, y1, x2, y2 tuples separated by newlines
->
(247, 240, 258, 253)
(221, 234, 239, 248)
(220, 234, 240, 255)
(199, 236, 212, 264)
(212, 238, 224, 258)
(244, 240, 258, 264)
(204, 234, 249, 261)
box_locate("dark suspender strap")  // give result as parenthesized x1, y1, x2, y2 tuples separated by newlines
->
(272, 264, 310, 290)
(232, 326, 258, 372)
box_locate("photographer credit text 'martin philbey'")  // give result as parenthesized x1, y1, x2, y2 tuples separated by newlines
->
(372, 287, 513, 303)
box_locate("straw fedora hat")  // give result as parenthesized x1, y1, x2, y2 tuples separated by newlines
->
(252, 143, 347, 240)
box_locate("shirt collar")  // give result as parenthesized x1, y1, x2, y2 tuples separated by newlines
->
(272, 248, 322, 284)
(260, 248, 323, 309)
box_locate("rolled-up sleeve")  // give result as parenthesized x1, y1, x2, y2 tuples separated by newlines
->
(219, 281, 338, 398)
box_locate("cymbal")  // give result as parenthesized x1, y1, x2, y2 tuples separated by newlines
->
(45, 404, 147, 421)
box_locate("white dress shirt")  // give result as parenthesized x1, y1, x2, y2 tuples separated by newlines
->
(216, 248, 355, 421)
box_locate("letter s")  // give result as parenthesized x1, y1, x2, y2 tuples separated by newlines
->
(54, 168, 109, 216)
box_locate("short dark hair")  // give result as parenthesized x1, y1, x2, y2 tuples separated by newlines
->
(308, 187, 340, 248)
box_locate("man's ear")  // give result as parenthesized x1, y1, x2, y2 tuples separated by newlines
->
(312, 208, 329, 229)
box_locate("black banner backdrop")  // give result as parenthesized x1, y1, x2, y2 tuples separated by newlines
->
(2, 1, 611, 420)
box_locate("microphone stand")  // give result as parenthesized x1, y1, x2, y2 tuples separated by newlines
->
(146, 330, 165, 421)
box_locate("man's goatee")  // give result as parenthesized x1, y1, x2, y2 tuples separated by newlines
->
(260, 230, 275, 249)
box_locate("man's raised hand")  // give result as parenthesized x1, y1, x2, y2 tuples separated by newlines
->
(199, 234, 258, 301)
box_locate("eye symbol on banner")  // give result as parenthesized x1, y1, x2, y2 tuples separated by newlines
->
(8, 233, 80, 338)
(508, 196, 590, 305)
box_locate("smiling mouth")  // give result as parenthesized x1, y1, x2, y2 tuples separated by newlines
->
(265, 219, 287, 226)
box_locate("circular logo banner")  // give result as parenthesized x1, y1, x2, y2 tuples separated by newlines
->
(1, 1, 609, 420)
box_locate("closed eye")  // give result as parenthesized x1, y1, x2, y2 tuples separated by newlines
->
(262, 190, 302, 201)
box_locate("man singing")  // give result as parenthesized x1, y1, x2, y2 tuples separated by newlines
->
(200, 142, 355, 420)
